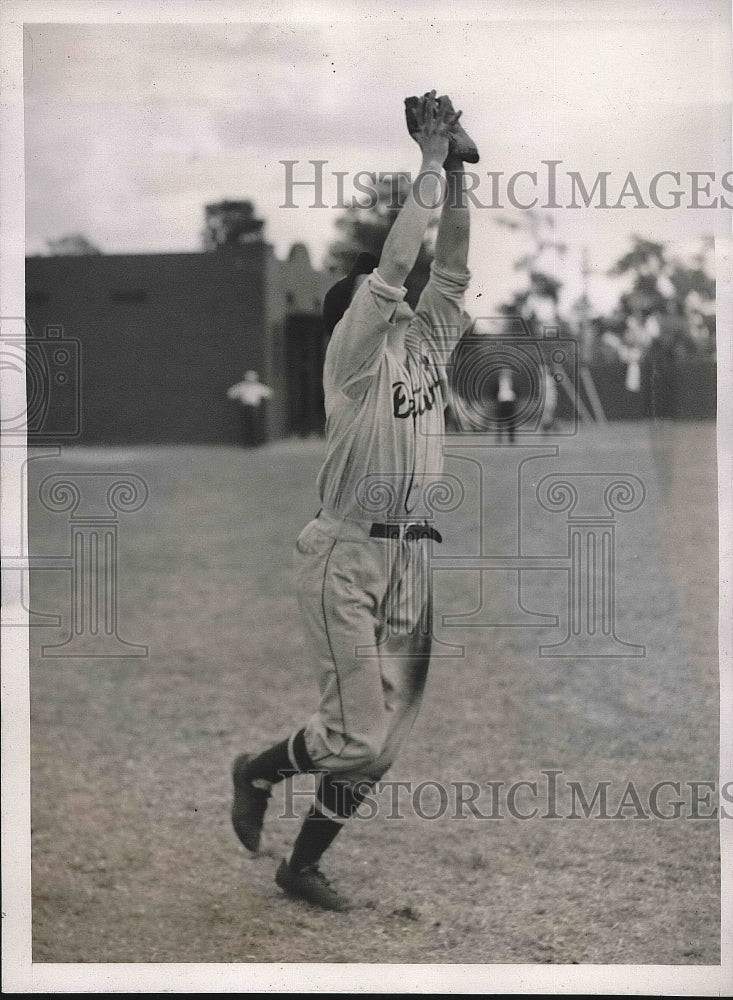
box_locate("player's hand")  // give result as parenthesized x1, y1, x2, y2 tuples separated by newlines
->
(412, 90, 453, 165)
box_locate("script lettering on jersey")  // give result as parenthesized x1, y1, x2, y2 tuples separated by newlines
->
(392, 373, 442, 421)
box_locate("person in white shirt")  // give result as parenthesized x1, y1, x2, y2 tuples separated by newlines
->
(227, 370, 273, 446)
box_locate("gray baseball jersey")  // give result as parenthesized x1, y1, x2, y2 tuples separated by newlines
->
(317, 262, 470, 523)
(294, 261, 470, 784)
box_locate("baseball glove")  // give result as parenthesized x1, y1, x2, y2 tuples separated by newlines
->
(404, 92, 480, 164)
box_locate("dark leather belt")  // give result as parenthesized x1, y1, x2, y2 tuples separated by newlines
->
(369, 522, 442, 543)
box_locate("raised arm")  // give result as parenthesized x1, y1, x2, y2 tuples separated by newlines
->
(433, 155, 470, 274)
(409, 151, 473, 394)
(377, 92, 452, 289)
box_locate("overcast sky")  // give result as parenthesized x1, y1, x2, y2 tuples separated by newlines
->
(22, 0, 733, 316)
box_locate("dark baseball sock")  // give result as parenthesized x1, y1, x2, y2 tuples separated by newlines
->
(287, 807, 344, 871)
(287, 774, 373, 872)
(245, 729, 315, 785)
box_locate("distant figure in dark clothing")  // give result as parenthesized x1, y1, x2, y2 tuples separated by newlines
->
(495, 368, 518, 443)
(227, 370, 273, 447)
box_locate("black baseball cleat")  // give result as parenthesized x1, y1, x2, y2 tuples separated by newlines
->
(231, 752, 270, 853)
(275, 859, 350, 912)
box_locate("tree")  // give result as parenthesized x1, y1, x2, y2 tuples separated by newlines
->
(46, 233, 102, 255)
(667, 237, 716, 354)
(494, 210, 567, 329)
(325, 173, 436, 308)
(607, 235, 715, 357)
(202, 200, 265, 249)
(609, 237, 671, 320)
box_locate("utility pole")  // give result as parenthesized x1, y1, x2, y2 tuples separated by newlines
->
(577, 245, 607, 424)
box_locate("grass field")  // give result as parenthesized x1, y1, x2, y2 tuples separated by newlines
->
(25, 420, 721, 972)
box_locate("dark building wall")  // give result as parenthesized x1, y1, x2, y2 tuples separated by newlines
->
(266, 244, 332, 439)
(670, 358, 717, 419)
(553, 359, 717, 422)
(26, 247, 269, 444)
(263, 249, 289, 443)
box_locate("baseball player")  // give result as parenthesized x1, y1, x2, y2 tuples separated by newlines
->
(231, 91, 477, 911)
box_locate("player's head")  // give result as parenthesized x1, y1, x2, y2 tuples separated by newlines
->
(323, 252, 379, 335)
